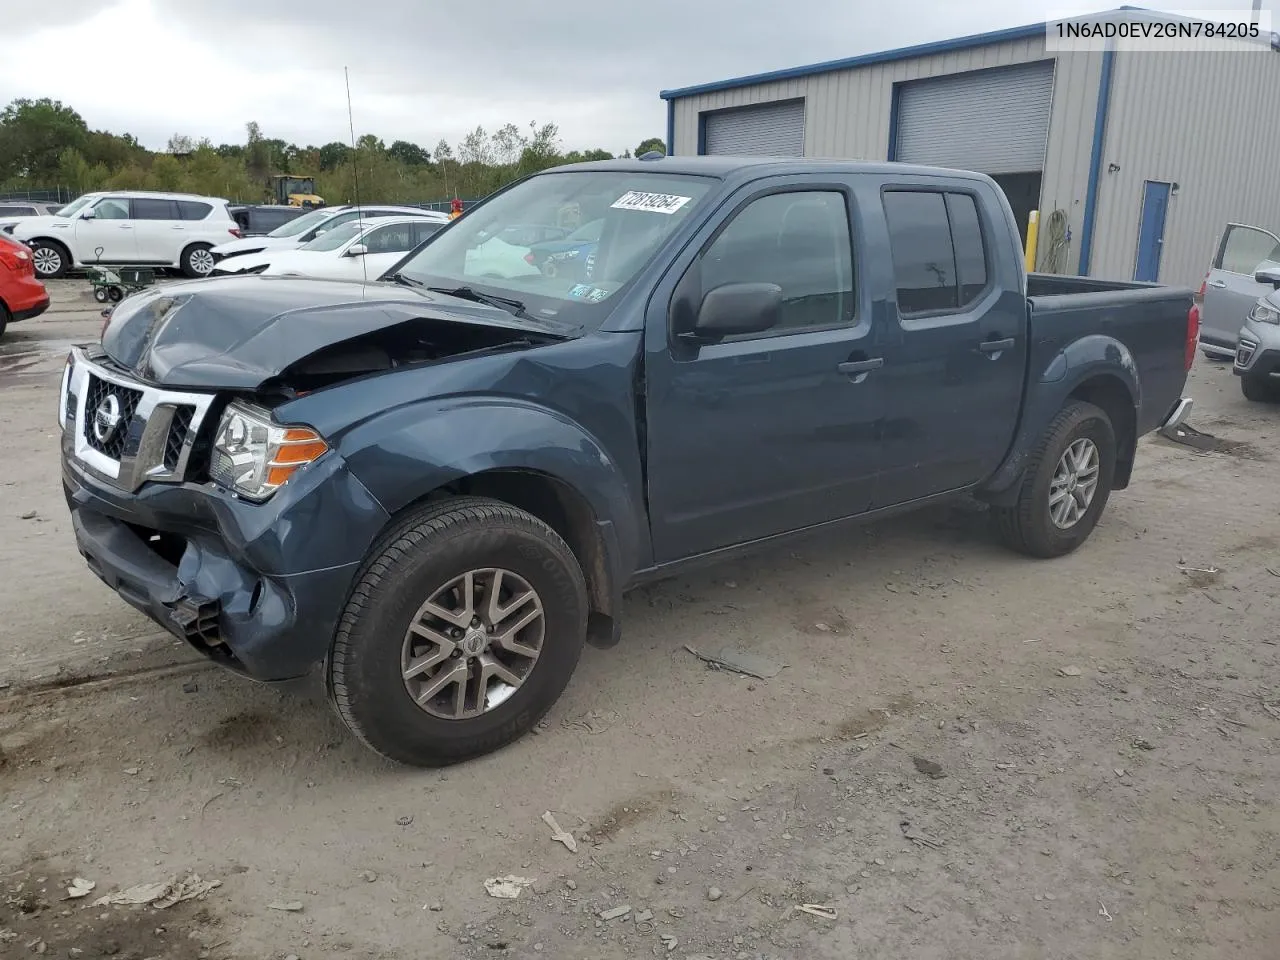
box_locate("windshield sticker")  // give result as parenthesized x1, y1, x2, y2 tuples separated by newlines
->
(611, 191, 692, 215)
(569, 283, 610, 302)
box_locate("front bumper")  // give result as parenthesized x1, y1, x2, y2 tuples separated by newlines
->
(1233, 336, 1280, 381)
(62, 445, 390, 681)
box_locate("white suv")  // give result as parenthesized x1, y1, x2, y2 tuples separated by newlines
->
(11, 191, 241, 279)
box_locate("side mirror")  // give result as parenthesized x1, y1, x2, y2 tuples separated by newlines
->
(1254, 266, 1280, 289)
(691, 282, 782, 339)
(345, 243, 368, 257)
(80, 208, 97, 220)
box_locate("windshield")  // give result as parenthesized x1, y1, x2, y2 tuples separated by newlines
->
(300, 220, 364, 252)
(392, 171, 713, 326)
(55, 196, 95, 219)
(268, 207, 331, 238)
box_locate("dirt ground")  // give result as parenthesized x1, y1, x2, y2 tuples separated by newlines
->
(2, 280, 1278, 960)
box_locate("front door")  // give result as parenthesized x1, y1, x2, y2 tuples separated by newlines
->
(1134, 180, 1172, 282)
(1201, 223, 1280, 353)
(75, 196, 138, 263)
(873, 184, 1027, 507)
(644, 181, 881, 563)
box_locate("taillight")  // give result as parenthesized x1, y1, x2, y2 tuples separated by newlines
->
(1193, 276, 1207, 306)
(523, 253, 536, 265)
(0, 247, 28, 272)
(1186, 303, 1200, 372)
(228, 227, 242, 238)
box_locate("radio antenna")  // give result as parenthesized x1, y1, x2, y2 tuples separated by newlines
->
(344, 66, 368, 285)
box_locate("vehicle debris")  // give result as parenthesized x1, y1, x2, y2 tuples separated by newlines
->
(795, 903, 838, 920)
(660, 934, 678, 952)
(484, 876, 535, 900)
(94, 873, 221, 908)
(267, 901, 304, 913)
(900, 821, 944, 848)
(684, 645, 786, 680)
(598, 905, 632, 921)
(541, 811, 577, 853)
(912, 757, 946, 779)
(64, 878, 95, 900)
(1098, 900, 1113, 922)
(1059, 666, 1083, 677)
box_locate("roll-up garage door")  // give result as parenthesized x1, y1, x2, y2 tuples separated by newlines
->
(704, 100, 805, 157)
(895, 61, 1055, 175)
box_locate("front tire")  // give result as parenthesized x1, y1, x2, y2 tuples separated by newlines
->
(29, 240, 69, 279)
(0, 302, 9, 340)
(181, 243, 215, 278)
(1241, 375, 1274, 402)
(327, 497, 589, 766)
(992, 401, 1116, 559)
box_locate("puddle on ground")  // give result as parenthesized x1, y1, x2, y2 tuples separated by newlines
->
(0, 337, 79, 382)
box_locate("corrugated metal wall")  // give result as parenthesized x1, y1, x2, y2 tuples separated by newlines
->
(670, 37, 1102, 276)
(1089, 49, 1280, 288)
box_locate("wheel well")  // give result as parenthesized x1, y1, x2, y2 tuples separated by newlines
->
(1069, 375, 1137, 489)
(27, 236, 69, 253)
(182, 241, 212, 256)
(416, 470, 616, 643)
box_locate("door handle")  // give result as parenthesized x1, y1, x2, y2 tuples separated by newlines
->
(837, 358, 884, 375)
(1207, 279, 1227, 288)
(979, 338, 1016, 354)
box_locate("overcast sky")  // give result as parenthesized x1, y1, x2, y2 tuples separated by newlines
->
(2, 0, 1267, 154)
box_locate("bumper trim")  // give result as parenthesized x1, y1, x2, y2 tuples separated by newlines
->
(11, 295, 50, 323)
(1161, 396, 1193, 431)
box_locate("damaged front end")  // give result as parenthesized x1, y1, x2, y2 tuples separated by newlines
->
(62, 276, 575, 680)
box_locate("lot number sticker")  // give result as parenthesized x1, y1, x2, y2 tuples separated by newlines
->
(611, 191, 692, 215)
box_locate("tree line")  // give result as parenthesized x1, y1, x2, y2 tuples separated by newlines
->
(0, 99, 667, 205)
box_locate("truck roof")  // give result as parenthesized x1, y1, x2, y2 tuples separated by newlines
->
(545, 155, 995, 183)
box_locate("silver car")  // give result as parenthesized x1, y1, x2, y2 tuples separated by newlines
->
(1200, 222, 1280, 360)
(1232, 264, 1280, 401)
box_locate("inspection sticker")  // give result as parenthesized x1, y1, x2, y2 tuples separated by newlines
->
(611, 191, 692, 215)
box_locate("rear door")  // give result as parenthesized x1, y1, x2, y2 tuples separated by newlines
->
(872, 181, 1027, 507)
(644, 177, 881, 562)
(129, 197, 182, 263)
(1202, 223, 1280, 354)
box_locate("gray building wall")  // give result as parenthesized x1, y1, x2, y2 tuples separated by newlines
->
(1091, 48, 1280, 288)
(669, 32, 1280, 288)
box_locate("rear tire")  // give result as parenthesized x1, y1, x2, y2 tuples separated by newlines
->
(181, 243, 215, 278)
(327, 496, 588, 767)
(0, 302, 9, 340)
(29, 240, 69, 279)
(992, 401, 1116, 559)
(1241, 375, 1274, 402)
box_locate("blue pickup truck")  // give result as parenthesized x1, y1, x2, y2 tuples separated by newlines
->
(60, 157, 1197, 765)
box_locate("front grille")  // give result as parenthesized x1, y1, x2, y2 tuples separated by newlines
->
(164, 405, 195, 470)
(83, 373, 142, 461)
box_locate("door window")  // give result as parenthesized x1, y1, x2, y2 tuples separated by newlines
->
(364, 223, 415, 254)
(883, 189, 991, 316)
(92, 198, 131, 220)
(412, 221, 443, 245)
(131, 198, 178, 220)
(1216, 224, 1280, 275)
(699, 190, 855, 335)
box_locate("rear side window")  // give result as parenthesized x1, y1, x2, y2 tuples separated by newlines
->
(131, 198, 177, 220)
(1216, 224, 1280, 275)
(177, 200, 213, 221)
(883, 189, 990, 316)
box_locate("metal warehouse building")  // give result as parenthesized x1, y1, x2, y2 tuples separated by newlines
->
(659, 9, 1280, 288)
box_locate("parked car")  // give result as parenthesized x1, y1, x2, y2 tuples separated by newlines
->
(60, 157, 1196, 767)
(0, 201, 62, 234)
(210, 205, 448, 264)
(1198, 222, 1280, 360)
(1232, 264, 1280, 401)
(209, 216, 445, 280)
(0, 234, 50, 338)
(9, 191, 241, 279)
(228, 204, 310, 237)
(526, 217, 603, 280)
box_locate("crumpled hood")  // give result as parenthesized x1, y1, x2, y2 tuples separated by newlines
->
(100, 275, 576, 390)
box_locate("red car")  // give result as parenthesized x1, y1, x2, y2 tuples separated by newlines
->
(0, 234, 50, 338)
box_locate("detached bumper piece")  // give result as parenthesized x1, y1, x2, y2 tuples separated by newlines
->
(1160, 396, 1194, 432)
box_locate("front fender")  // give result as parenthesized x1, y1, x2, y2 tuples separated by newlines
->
(981, 335, 1139, 498)
(334, 396, 646, 576)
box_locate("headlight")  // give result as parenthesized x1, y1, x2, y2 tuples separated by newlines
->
(1249, 300, 1280, 325)
(210, 402, 328, 501)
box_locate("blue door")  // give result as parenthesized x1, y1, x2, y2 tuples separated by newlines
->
(1134, 181, 1172, 282)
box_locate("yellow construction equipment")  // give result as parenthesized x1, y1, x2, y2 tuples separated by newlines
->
(1024, 209, 1040, 273)
(270, 175, 324, 208)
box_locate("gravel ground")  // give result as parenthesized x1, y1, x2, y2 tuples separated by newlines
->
(1, 280, 1278, 959)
